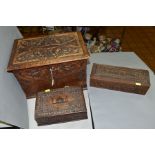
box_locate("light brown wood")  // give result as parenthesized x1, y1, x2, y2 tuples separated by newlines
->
(7, 32, 89, 98)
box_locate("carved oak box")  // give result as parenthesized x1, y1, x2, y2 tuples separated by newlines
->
(35, 86, 88, 125)
(7, 32, 89, 98)
(90, 63, 150, 95)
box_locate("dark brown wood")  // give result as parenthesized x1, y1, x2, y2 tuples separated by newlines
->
(35, 86, 88, 125)
(7, 32, 89, 98)
(90, 63, 150, 95)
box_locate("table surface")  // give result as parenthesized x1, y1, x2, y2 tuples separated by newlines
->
(27, 90, 92, 129)
(87, 52, 155, 129)
(27, 52, 155, 129)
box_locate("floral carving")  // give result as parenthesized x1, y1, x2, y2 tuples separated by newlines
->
(13, 33, 83, 64)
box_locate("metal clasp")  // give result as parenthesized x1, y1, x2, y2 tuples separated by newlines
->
(49, 66, 59, 86)
(49, 68, 54, 86)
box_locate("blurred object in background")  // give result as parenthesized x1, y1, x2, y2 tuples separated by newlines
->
(18, 26, 122, 53)
(18, 26, 43, 37)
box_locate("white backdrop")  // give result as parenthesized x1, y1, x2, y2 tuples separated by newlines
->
(87, 52, 155, 128)
(0, 26, 29, 128)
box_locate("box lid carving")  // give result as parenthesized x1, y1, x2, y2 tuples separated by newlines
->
(7, 32, 89, 71)
(91, 63, 150, 86)
(35, 86, 87, 118)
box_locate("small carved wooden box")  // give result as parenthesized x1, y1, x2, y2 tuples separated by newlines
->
(7, 32, 89, 98)
(35, 86, 88, 125)
(90, 63, 150, 95)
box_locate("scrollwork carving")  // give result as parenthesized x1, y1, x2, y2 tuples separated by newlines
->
(13, 33, 83, 64)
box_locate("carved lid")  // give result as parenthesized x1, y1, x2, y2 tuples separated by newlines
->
(91, 63, 150, 86)
(35, 86, 87, 118)
(7, 32, 89, 71)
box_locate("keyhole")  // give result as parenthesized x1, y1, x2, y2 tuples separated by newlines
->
(56, 97, 64, 104)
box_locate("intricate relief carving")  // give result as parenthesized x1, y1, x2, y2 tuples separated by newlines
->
(35, 87, 87, 123)
(50, 60, 87, 88)
(13, 33, 83, 64)
(15, 67, 50, 81)
(90, 63, 150, 94)
(14, 67, 51, 97)
(93, 63, 149, 83)
(35, 87, 88, 125)
(14, 60, 87, 98)
(51, 60, 86, 74)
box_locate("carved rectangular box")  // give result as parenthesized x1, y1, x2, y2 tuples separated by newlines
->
(7, 32, 89, 98)
(35, 86, 88, 125)
(90, 63, 150, 95)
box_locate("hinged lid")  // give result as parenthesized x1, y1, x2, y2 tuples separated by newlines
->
(91, 63, 150, 86)
(7, 32, 89, 72)
(35, 86, 87, 125)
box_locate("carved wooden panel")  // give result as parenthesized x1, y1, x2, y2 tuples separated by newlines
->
(13, 33, 84, 65)
(14, 60, 87, 98)
(50, 60, 87, 88)
(90, 63, 150, 95)
(35, 86, 87, 125)
(14, 66, 51, 98)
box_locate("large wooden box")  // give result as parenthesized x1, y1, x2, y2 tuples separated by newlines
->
(7, 32, 89, 98)
(35, 86, 88, 126)
(90, 63, 150, 95)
